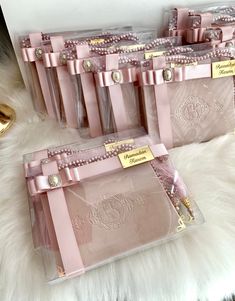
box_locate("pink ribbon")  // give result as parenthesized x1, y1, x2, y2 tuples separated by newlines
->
(67, 59, 87, 75)
(43, 52, 61, 67)
(141, 63, 212, 86)
(186, 25, 234, 44)
(97, 68, 137, 87)
(186, 27, 207, 43)
(28, 143, 168, 196)
(41, 161, 84, 277)
(21, 47, 38, 62)
(74, 44, 103, 137)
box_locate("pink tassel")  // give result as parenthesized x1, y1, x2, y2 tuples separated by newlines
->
(151, 158, 194, 218)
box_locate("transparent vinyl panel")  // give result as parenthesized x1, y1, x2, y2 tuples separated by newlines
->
(96, 82, 141, 135)
(25, 63, 47, 115)
(46, 68, 67, 126)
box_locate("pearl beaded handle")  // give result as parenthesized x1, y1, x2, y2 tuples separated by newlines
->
(90, 37, 174, 55)
(65, 32, 138, 48)
(165, 48, 233, 64)
(21, 32, 139, 49)
(168, 6, 235, 30)
(118, 46, 198, 67)
(214, 15, 235, 24)
(64, 38, 183, 66)
(57, 142, 135, 170)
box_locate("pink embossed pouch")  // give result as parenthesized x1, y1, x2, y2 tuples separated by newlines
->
(24, 131, 204, 282)
(140, 47, 235, 148)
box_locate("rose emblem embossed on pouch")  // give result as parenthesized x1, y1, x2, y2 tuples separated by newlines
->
(175, 96, 209, 124)
(72, 215, 86, 231)
(88, 193, 144, 230)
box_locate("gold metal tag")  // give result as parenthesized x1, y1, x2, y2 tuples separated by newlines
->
(105, 139, 134, 152)
(118, 145, 154, 169)
(170, 62, 198, 68)
(118, 44, 145, 51)
(89, 38, 105, 45)
(212, 59, 235, 78)
(0, 104, 16, 137)
(144, 51, 165, 60)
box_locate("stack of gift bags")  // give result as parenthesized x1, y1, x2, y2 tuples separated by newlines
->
(21, 4, 235, 282)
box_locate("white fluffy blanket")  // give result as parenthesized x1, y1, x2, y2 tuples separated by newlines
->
(0, 52, 235, 301)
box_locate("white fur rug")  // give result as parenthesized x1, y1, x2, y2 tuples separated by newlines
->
(1, 53, 235, 301)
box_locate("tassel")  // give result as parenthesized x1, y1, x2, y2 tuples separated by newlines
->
(151, 159, 194, 219)
(181, 197, 194, 219)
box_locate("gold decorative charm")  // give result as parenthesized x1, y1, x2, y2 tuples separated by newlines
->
(181, 197, 194, 219)
(112, 70, 122, 83)
(176, 217, 186, 232)
(59, 53, 67, 65)
(82, 59, 93, 72)
(181, 214, 194, 224)
(162, 68, 172, 81)
(225, 41, 233, 48)
(48, 174, 62, 188)
(35, 48, 44, 59)
(0, 104, 16, 137)
(41, 159, 50, 164)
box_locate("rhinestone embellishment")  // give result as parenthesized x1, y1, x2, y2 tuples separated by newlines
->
(162, 68, 172, 81)
(59, 53, 67, 65)
(35, 48, 44, 59)
(41, 159, 50, 164)
(48, 174, 62, 188)
(226, 41, 233, 48)
(112, 70, 122, 83)
(82, 60, 92, 72)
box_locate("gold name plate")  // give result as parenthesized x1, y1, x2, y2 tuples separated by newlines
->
(144, 51, 165, 60)
(212, 59, 235, 78)
(118, 44, 145, 51)
(170, 62, 198, 68)
(118, 145, 154, 169)
(89, 38, 105, 45)
(105, 139, 134, 152)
